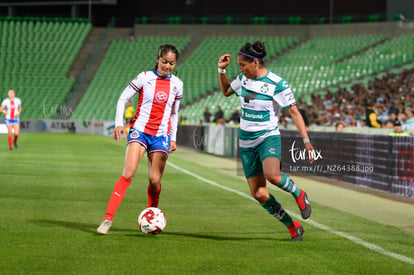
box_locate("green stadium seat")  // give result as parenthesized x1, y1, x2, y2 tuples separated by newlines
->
(0, 17, 91, 119)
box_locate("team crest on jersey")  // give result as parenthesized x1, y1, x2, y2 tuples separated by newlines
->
(260, 83, 269, 93)
(130, 129, 139, 138)
(173, 86, 177, 92)
(155, 91, 168, 103)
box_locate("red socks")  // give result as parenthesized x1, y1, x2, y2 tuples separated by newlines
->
(288, 221, 302, 238)
(104, 176, 132, 221)
(147, 184, 161, 208)
(103, 177, 161, 221)
(8, 136, 12, 149)
(14, 135, 18, 144)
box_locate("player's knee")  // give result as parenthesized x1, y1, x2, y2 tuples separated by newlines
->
(148, 174, 161, 185)
(250, 188, 268, 203)
(265, 174, 282, 185)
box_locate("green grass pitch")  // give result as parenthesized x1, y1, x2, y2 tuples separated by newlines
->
(0, 133, 413, 274)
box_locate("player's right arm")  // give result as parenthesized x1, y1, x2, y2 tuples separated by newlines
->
(113, 74, 142, 141)
(218, 54, 234, 97)
(0, 100, 6, 115)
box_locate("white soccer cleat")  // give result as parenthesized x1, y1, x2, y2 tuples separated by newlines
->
(97, 220, 112, 235)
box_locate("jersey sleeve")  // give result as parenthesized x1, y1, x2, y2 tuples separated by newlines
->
(230, 73, 243, 96)
(169, 78, 183, 141)
(114, 72, 146, 127)
(273, 79, 296, 110)
(175, 77, 184, 101)
(129, 71, 146, 92)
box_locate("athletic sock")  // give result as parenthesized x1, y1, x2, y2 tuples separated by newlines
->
(276, 172, 301, 198)
(13, 135, 18, 144)
(104, 176, 132, 221)
(288, 220, 302, 238)
(261, 194, 294, 227)
(8, 136, 12, 149)
(147, 184, 161, 208)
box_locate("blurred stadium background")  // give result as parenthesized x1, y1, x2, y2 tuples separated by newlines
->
(0, 1, 413, 196)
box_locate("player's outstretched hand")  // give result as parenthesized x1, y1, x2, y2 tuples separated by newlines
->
(305, 142, 315, 163)
(113, 126, 125, 141)
(218, 54, 231, 69)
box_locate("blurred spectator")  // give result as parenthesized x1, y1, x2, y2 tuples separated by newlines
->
(179, 116, 187, 125)
(389, 120, 409, 136)
(279, 116, 288, 129)
(376, 97, 389, 123)
(227, 108, 241, 125)
(214, 106, 224, 123)
(384, 120, 394, 129)
(365, 100, 381, 128)
(404, 107, 414, 129)
(203, 106, 212, 123)
(357, 119, 367, 128)
(335, 121, 346, 132)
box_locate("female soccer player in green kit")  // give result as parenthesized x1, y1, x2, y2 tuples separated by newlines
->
(218, 41, 314, 242)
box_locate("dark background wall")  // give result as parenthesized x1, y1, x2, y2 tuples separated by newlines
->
(0, 0, 393, 26)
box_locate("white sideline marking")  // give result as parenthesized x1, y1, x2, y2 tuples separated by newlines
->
(168, 162, 414, 266)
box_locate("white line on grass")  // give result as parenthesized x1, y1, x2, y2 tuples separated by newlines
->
(168, 162, 414, 266)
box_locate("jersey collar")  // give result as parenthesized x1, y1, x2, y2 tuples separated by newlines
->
(153, 69, 172, 79)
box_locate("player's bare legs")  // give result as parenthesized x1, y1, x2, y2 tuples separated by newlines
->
(147, 152, 168, 208)
(6, 125, 13, 150)
(247, 174, 304, 241)
(13, 124, 20, 145)
(97, 143, 146, 235)
(263, 158, 311, 219)
(122, 142, 146, 180)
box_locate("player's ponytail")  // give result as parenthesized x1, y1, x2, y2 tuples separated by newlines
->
(238, 40, 266, 65)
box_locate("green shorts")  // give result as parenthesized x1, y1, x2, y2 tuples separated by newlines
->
(239, 135, 281, 179)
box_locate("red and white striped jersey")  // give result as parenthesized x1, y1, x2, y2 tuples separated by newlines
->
(115, 70, 183, 141)
(1, 97, 22, 120)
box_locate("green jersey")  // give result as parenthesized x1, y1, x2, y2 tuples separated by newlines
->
(230, 70, 296, 148)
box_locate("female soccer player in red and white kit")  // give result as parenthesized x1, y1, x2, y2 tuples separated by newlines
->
(1, 89, 22, 151)
(97, 44, 183, 235)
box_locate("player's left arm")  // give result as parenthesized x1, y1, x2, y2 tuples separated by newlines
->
(288, 105, 315, 162)
(274, 80, 315, 162)
(17, 100, 22, 116)
(169, 97, 181, 153)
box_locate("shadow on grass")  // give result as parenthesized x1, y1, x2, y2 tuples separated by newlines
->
(30, 219, 288, 241)
(29, 219, 134, 234)
(125, 231, 285, 242)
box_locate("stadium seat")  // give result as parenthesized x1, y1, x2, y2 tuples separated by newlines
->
(71, 36, 191, 121)
(0, 17, 91, 119)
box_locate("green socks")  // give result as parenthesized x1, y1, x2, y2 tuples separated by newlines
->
(261, 194, 293, 227)
(277, 172, 301, 198)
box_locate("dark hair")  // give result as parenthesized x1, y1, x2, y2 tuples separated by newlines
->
(238, 40, 266, 65)
(153, 44, 179, 71)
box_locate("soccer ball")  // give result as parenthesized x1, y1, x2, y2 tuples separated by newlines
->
(138, 207, 166, 235)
